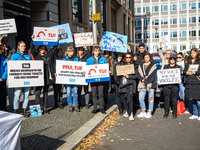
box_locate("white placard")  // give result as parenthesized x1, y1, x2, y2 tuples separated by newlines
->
(161, 35, 169, 46)
(0, 18, 17, 34)
(74, 32, 94, 47)
(33, 27, 58, 45)
(7, 61, 44, 88)
(56, 60, 87, 85)
(85, 64, 110, 83)
(188, 64, 199, 72)
(157, 68, 181, 85)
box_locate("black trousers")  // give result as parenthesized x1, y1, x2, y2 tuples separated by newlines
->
(122, 87, 133, 115)
(35, 85, 49, 109)
(104, 81, 109, 107)
(91, 82, 104, 110)
(78, 85, 89, 106)
(53, 84, 63, 107)
(0, 81, 7, 110)
(115, 85, 123, 111)
(163, 86, 179, 115)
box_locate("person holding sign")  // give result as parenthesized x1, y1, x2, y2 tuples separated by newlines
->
(62, 46, 80, 112)
(137, 53, 157, 119)
(77, 45, 91, 109)
(184, 48, 200, 120)
(86, 45, 108, 114)
(162, 54, 181, 119)
(0, 44, 8, 111)
(119, 53, 137, 121)
(11, 41, 32, 117)
(31, 35, 59, 114)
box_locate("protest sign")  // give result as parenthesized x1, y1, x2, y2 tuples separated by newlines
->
(0, 18, 17, 34)
(188, 64, 199, 72)
(74, 32, 93, 47)
(51, 23, 73, 45)
(161, 35, 169, 46)
(101, 31, 127, 53)
(157, 68, 181, 85)
(33, 27, 58, 45)
(56, 60, 87, 85)
(85, 64, 110, 83)
(116, 64, 135, 76)
(30, 105, 42, 117)
(7, 61, 44, 88)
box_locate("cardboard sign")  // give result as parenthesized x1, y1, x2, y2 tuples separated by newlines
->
(85, 64, 110, 83)
(101, 31, 127, 53)
(74, 32, 93, 47)
(30, 105, 42, 117)
(157, 68, 181, 85)
(56, 60, 87, 85)
(92, 13, 101, 21)
(33, 27, 58, 45)
(7, 61, 44, 88)
(51, 23, 73, 45)
(188, 64, 199, 72)
(116, 64, 135, 76)
(0, 18, 17, 34)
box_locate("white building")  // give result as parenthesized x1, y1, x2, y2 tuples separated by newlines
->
(134, 0, 200, 53)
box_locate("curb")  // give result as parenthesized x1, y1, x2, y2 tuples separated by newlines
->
(57, 104, 117, 150)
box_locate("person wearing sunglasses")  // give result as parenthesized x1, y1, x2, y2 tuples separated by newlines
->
(163, 54, 181, 119)
(177, 52, 189, 114)
(159, 41, 173, 70)
(137, 53, 157, 119)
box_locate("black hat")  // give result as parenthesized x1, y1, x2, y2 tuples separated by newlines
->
(169, 54, 176, 59)
(139, 43, 145, 48)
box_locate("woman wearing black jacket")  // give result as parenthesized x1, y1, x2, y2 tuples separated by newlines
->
(31, 35, 59, 114)
(77, 45, 91, 109)
(163, 54, 181, 119)
(119, 53, 137, 121)
(184, 48, 200, 120)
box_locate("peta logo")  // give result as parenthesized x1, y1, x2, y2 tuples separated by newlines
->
(69, 79, 75, 82)
(24, 81, 30, 85)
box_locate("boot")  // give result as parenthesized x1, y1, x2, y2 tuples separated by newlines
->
(14, 109, 18, 114)
(43, 107, 50, 114)
(23, 109, 28, 117)
(163, 111, 169, 118)
(58, 102, 64, 109)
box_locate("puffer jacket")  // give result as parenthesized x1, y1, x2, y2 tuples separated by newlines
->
(0, 54, 8, 81)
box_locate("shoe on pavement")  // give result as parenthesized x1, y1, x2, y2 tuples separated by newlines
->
(145, 112, 152, 119)
(189, 115, 198, 120)
(86, 105, 89, 109)
(184, 110, 190, 114)
(197, 117, 200, 121)
(74, 106, 80, 112)
(129, 113, 134, 121)
(91, 109, 99, 114)
(123, 111, 129, 118)
(137, 112, 146, 118)
(69, 106, 73, 112)
(100, 109, 106, 114)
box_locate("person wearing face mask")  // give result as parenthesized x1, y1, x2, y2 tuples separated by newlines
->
(162, 54, 181, 119)
(0, 44, 8, 111)
(31, 35, 59, 114)
(184, 48, 200, 120)
(11, 41, 32, 117)
(137, 53, 157, 119)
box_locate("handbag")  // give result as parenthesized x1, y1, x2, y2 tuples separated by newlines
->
(177, 101, 186, 115)
(119, 77, 131, 89)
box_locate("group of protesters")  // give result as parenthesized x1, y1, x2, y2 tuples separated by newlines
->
(0, 34, 200, 121)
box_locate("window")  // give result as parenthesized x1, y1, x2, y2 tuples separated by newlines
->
(152, 6, 159, 12)
(135, 20, 142, 27)
(146, 6, 150, 12)
(199, 17, 200, 23)
(144, 33, 150, 39)
(135, 33, 142, 39)
(199, 30, 200, 36)
(137, 7, 141, 13)
(152, 19, 159, 25)
(171, 45, 177, 51)
(171, 18, 177, 24)
(180, 17, 187, 24)
(189, 30, 196, 36)
(72, 0, 82, 23)
(161, 18, 168, 25)
(161, 32, 168, 37)
(179, 3, 186, 10)
(111, 8, 117, 32)
(189, 3, 196, 10)
(170, 4, 177, 11)
(123, 15, 126, 35)
(180, 45, 186, 51)
(161, 5, 168, 12)
(199, 2, 200, 9)
(152, 32, 159, 38)
(189, 17, 196, 23)
(144, 19, 150, 26)
(180, 31, 187, 38)
(170, 31, 177, 38)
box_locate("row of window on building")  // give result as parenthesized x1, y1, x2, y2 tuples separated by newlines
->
(135, 3, 200, 14)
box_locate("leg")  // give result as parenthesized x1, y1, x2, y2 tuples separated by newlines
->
(171, 86, 179, 118)
(148, 89, 155, 112)
(163, 87, 171, 117)
(104, 81, 109, 109)
(0, 81, 7, 110)
(43, 85, 49, 110)
(13, 88, 22, 110)
(35, 86, 42, 105)
(91, 83, 98, 111)
(122, 94, 128, 114)
(22, 87, 31, 109)
(138, 89, 147, 111)
(65, 85, 72, 106)
(115, 85, 123, 114)
(192, 100, 198, 116)
(196, 100, 200, 117)
(72, 85, 78, 106)
(84, 85, 90, 106)
(53, 84, 59, 108)
(77, 85, 82, 107)
(98, 82, 105, 111)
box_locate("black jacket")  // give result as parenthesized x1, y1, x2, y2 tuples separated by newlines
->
(134, 50, 147, 68)
(183, 58, 200, 100)
(78, 49, 91, 62)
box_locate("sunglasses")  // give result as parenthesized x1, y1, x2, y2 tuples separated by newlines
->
(126, 57, 132, 59)
(177, 57, 182, 59)
(170, 58, 175, 60)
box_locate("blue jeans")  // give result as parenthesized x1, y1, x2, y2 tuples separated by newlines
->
(179, 83, 189, 109)
(65, 85, 78, 106)
(6, 81, 14, 109)
(13, 87, 31, 109)
(192, 100, 200, 116)
(139, 89, 154, 112)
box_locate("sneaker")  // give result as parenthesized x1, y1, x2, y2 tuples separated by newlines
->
(197, 117, 200, 121)
(91, 109, 99, 114)
(189, 115, 198, 120)
(123, 111, 129, 118)
(137, 112, 146, 118)
(184, 110, 190, 114)
(129, 113, 134, 121)
(145, 112, 152, 119)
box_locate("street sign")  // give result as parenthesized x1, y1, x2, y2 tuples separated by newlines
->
(92, 13, 101, 21)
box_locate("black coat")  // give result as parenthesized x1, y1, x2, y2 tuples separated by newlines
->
(183, 58, 200, 100)
(134, 50, 147, 68)
(78, 49, 91, 62)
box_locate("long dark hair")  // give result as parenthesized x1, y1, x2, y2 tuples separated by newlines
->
(123, 52, 134, 65)
(143, 52, 153, 63)
(186, 48, 200, 64)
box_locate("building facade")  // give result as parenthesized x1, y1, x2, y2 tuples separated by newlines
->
(0, 0, 135, 51)
(135, 0, 200, 53)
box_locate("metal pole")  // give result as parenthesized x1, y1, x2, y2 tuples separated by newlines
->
(92, 0, 97, 44)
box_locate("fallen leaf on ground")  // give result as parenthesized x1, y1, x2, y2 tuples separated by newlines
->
(139, 139, 144, 141)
